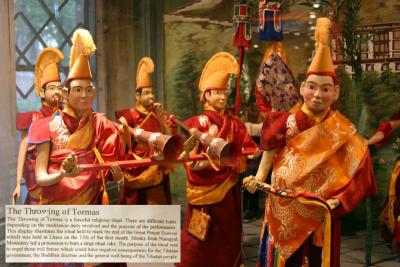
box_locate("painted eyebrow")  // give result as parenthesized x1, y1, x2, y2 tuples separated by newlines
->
(306, 81, 333, 87)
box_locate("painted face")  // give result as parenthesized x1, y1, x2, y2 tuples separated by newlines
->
(40, 81, 63, 107)
(67, 79, 95, 115)
(300, 74, 339, 114)
(136, 87, 155, 109)
(205, 89, 227, 112)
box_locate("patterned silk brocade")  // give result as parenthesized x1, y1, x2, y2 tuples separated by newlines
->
(267, 111, 368, 260)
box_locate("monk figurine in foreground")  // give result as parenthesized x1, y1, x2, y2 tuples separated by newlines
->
(28, 29, 124, 206)
(244, 18, 377, 267)
(176, 52, 258, 267)
(13, 48, 64, 205)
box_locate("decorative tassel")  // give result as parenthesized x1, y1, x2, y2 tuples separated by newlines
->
(93, 147, 109, 205)
(379, 197, 396, 233)
(379, 160, 400, 233)
(101, 189, 109, 205)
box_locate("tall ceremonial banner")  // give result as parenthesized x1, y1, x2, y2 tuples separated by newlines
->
(6, 205, 180, 263)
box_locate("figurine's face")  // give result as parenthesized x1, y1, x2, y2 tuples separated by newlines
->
(205, 89, 227, 112)
(136, 87, 155, 109)
(40, 81, 63, 107)
(67, 79, 95, 114)
(300, 74, 339, 114)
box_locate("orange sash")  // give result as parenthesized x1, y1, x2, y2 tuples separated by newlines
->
(186, 175, 238, 205)
(267, 111, 367, 265)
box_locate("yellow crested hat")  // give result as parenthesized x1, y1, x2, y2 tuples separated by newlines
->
(65, 29, 96, 86)
(307, 17, 336, 78)
(136, 57, 154, 90)
(34, 48, 63, 96)
(199, 52, 239, 101)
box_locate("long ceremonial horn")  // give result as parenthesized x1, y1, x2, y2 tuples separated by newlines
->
(129, 127, 183, 161)
(113, 121, 183, 161)
(157, 107, 240, 166)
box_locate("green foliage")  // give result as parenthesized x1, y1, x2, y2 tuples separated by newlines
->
(335, 66, 357, 123)
(169, 52, 203, 120)
(361, 70, 400, 136)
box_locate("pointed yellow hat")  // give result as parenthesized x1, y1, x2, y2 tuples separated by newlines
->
(65, 29, 96, 86)
(199, 52, 239, 101)
(307, 17, 336, 78)
(136, 57, 154, 90)
(34, 48, 64, 96)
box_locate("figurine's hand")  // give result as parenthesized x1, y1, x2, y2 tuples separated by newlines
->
(189, 128, 199, 136)
(153, 103, 163, 116)
(166, 115, 177, 131)
(326, 198, 340, 209)
(243, 175, 260, 194)
(367, 131, 384, 146)
(12, 184, 21, 205)
(61, 153, 80, 177)
(247, 149, 261, 160)
(110, 164, 124, 182)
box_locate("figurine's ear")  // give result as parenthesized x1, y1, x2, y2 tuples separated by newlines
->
(62, 88, 68, 102)
(334, 84, 340, 101)
(39, 88, 45, 98)
(299, 82, 306, 97)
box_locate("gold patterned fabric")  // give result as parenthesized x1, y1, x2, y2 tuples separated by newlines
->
(266, 111, 367, 261)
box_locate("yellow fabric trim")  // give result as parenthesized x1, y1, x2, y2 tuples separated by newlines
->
(123, 165, 164, 189)
(186, 175, 238, 205)
(29, 187, 42, 200)
(40, 183, 99, 205)
(63, 103, 78, 119)
(301, 103, 330, 124)
(66, 111, 93, 150)
(135, 104, 150, 115)
(92, 147, 109, 205)
(138, 111, 159, 128)
(203, 102, 225, 116)
(297, 197, 331, 267)
(379, 159, 400, 233)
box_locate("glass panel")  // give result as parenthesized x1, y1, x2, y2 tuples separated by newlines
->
(40, 21, 64, 47)
(43, 0, 64, 11)
(14, 0, 93, 107)
(57, 0, 85, 34)
(25, 41, 44, 65)
(14, 15, 35, 51)
(60, 43, 71, 67)
(14, 0, 48, 31)
(17, 87, 42, 112)
(16, 71, 34, 96)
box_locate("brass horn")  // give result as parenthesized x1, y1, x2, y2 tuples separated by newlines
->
(130, 128, 183, 161)
(152, 106, 240, 166)
(191, 128, 240, 166)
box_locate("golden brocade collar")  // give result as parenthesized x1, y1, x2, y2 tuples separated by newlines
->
(301, 104, 330, 124)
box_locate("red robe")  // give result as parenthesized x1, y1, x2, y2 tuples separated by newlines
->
(28, 110, 124, 204)
(374, 112, 400, 245)
(257, 108, 377, 267)
(176, 110, 257, 267)
(16, 104, 56, 204)
(115, 108, 174, 204)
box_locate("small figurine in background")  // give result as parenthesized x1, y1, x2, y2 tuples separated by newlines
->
(176, 52, 258, 267)
(13, 48, 64, 205)
(244, 18, 377, 267)
(115, 57, 176, 205)
(28, 29, 124, 206)
(368, 113, 400, 253)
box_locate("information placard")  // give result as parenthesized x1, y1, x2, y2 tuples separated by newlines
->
(6, 205, 180, 263)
